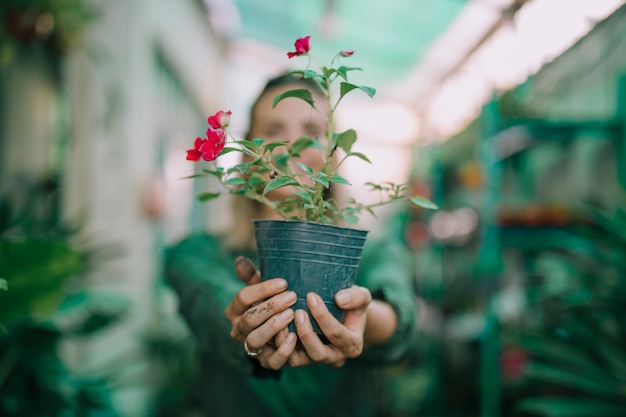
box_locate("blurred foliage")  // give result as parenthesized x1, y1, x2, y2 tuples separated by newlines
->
(0, 238, 81, 326)
(0, 237, 130, 416)
(504, 200, 626, 417)
(0, 178, 130, 416)
(0, 0, 98, 77)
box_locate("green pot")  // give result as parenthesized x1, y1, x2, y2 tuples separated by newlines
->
(253, 220, 368, 335)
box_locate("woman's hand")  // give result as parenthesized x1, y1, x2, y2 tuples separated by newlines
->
(287, 285, 373, 368)
(224, 256, 299, 370)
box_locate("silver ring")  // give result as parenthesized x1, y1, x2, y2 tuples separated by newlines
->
(244, 340, 262, 358)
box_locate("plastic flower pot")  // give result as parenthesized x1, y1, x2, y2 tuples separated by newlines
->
(253, 219, 368, 334)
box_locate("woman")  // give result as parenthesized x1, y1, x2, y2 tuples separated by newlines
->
(165, 74, 416, 417)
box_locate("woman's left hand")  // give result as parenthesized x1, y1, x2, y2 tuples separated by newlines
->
(286, 285, 372, 368)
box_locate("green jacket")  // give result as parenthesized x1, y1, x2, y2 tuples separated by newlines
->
(165, 230, 416, 417)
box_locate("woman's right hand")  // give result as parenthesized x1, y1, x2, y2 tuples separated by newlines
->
(224, 256, 299, 370)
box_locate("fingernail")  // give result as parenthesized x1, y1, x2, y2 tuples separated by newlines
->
(280, 309, 294, 321)
(307, 292, 318, 307)
(281, 291, 297, 304)
(296, 310, 306, 324)
(336, 291, 351, 306)
(273, 279, 287, 290)
(286, 333, 296, 345)
(235, 256, 255, 276)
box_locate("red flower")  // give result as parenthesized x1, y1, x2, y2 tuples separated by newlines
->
(340, 50, 354, 57)
(186, 137, 205, 161)
(287, 36, 311, 59)
(199, 128, 226, 161)
(187, 128, 226, 162)
(207, 110, 232, 129)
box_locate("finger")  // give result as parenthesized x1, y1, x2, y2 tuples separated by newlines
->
(334, 287, 371, 334)
(235, 256, 261, 285)
(244, 308, 295, 351)
(307, 293, 363, 358)
(235, 290, 296, 343)
(334, 286, 372, 311)
(294, 308, 337, 364)
(262, 332, 298, 370)
(226, 278, 287, 319)
(274, 327, 289, 347)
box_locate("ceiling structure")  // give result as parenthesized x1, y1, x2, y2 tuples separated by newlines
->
(220, 0, 468, 87)
(205, 0, 626, 139)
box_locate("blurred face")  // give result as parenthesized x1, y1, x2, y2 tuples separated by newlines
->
(248, 83, 329, 203)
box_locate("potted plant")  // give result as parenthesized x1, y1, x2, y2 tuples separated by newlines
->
(184, 36, 436, 331)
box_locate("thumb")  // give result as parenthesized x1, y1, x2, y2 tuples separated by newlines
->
(235, 256, 261, 285)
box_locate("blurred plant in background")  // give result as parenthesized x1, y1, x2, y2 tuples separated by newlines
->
(502, 198, 626, 417)
(0, 0, 97, 77)
(0, 180, 130, 417)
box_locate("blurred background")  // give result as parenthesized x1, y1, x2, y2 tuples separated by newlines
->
(1, 0, 626, 416)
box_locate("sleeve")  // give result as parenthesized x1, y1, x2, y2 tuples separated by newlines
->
(354, 231, 418, 365)
(164, 234, 254, 374)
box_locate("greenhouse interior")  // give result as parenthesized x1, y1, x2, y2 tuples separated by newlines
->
(1, 0, 626, 416)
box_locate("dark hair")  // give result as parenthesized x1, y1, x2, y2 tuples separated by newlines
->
(246, 73, 325, 140)
(260, 73, 324, 98)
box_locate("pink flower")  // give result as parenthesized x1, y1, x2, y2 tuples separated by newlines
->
(186, 137, 205, 161)
(287, 36, 311, 59)
(340, 50, 354, 57)
(199, 128, 226, 161)
(207, 110, 232, 129)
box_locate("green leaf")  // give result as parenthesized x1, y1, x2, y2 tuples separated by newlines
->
(263, 141, 289, 153)
(274, 154, 290, 170)
(197, 191, 220, 201)
(337, 65, 363, 80)
(316, 172, 330, 188)
(343, 212, 359, 224)
(410, 196, 438, 210)
(228, 162, 253, 174)
(347, 152, 372, 164)
(340, 82, 376, 99)
(294, 190, 314, 203)
(224, 177, 246, 185)
(336, 129, 357, 153)
(303, 69, 326, 82)
(330, 175, 351, 185)
(0, 239, 81, 326)
(359, 85, 376, 98)
(202, 168, 224, 179)
(366, 182, 383, 191)
(273, 89, 315, 108)
(180, 173, 205, 179)
(296, 162, 314, 176)
(220, 146, 241, 155)
(517, 397, 626, 417)
(0, 278, 6, 291)
(248, 173, 267, 186)
(262, 176, 300, 196)
(238, 140, 260, 152)
(523, 362, 621, 397)
(289, 136, 315, 156)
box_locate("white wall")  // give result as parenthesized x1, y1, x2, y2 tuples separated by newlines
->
(62, 1, 224, 415)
